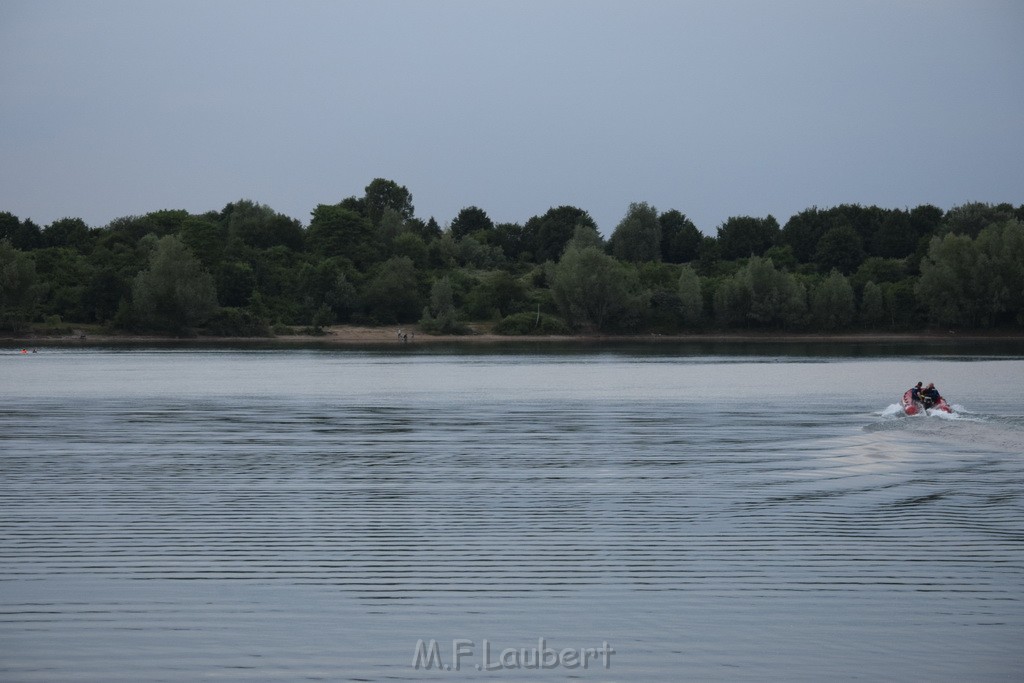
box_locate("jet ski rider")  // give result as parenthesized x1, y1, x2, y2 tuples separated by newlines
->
(921, 383, 942, 409)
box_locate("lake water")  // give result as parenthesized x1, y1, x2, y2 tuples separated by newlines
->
(2, 344, 1023, 681)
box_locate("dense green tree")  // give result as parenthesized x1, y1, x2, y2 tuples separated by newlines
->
(974, 220, 1024, 326)
(696, 236, 721, 275)
(0, 240, 40, 331)
(377, 207, 405, 244)
(0, 213, 43, 251)
(860, 281, 886, 328)
(677, 266, 703, 326)
(223, 200, 303, 251)
(551, 245, 638, 330)
(713, 256, 806, 327)
(419, 276, 467, 334)
(610, 202, 661, 263)
(250, 245, 304, 309)
(450, 206, 494, 241)
(422, 217, 443, 240)
(361, 256, 421, 323)
(942, 202, 1014, 238)
(716, 215, 779, 260)
(908, 204, 944, 236)
(83, 233, 146, 323)
(852, 257, 906, 291)
(43, 217, 91, 250)
(659, 210, 702, 263)
(810, 271, 856, 329)
(178, 215, 228, 269)
(919, 220, 1024, 328)
(524, 206, 598, 263)
(363, 178, 414, 226)
(130, 236, 218, 333)
(215, 261, 256, 308)
(105, 211, 188, 243)
(33, 247, 93, 322)
(763, 244, 798, 272)
(427, 234, 458, 269)
(814, 225, 865, 274)
(711, 276, 750, 327)
(0, 213, 20, 245)
(455, 236, 505, 269)
(870, 211, 913, 259)
(464, 271, 527, 319)
(4, 185, 1021, 335)
(83, 269, 128, 324)
(745, 256, 806, 326)
(307, 204, 382, 267)
(490, 270, 528, 318)
(298, 259, 358, 323)
(567, 223, 604, 252)
(143, 209, 191, 237)
(882, 280, 922, 329)
(916, 233, 979, 327)
(636, 261, 679, 291)
(391, 231, 428, 268)
(491, 222, 527, 261)
(781, 207, 828, 263)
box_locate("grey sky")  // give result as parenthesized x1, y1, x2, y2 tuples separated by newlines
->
(2, 1, 1022, 236)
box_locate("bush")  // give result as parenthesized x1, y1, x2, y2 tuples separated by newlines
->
(205, 307, 270, 336)
(494, 312, 570, 335)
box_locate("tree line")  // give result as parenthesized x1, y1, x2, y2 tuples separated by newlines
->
(2, 178, 1022, 336)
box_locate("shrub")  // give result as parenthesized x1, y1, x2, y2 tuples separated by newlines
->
(494, 312, 570, 335)
(205, 307, 270, 337)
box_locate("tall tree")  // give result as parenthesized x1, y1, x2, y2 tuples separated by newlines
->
(0, 213, 43, 251)
(0, 240, 39, 331)
(814, 225, 865, 274)
(491, 222, 526, 261)
(713, 256, 806, 328)
(524, 206, 598, 263)
(362, 256, 421, 323)
(363, 178, 414, 226)
(660, 210, 702, 263)
(942, 202, 1014, 238)
(43, 217, 91, 250)
(222, 200, 303, 251)
(915, 233, 980, 327)
(810, 270, 856, 329)
(450, 206, 494, 241)
(307, 204, 382, 268)
(781, 207, 828, 263)
(716, 215, 779, 260)
(551, 245, 638, 330)
(676, 266, 703, 326)
(610, 202, 661, 263)
(130, 236, 218, 333)
(974, 220, 1024, 326)
(419, 276, 465, 334)
(860, 281, 886, 328)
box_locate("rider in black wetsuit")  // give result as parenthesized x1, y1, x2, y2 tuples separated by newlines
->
(910, 382, 923, 403)
(921, 383, 941, 409)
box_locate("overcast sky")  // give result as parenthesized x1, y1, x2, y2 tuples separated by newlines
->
(2, 1, 1022, 236)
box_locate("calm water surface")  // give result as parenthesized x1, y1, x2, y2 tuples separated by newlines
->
(2, 346, 1023, 681)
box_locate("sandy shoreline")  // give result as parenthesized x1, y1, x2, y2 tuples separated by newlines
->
(5, 324, 1024, 347)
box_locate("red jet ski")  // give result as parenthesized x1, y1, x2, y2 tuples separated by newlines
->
(901, 389, 952, 415)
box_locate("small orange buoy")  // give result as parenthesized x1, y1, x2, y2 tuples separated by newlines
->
(20, 349, 28, 354)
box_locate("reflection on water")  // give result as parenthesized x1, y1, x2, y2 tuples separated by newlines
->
(1, 349, 1023, 681)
